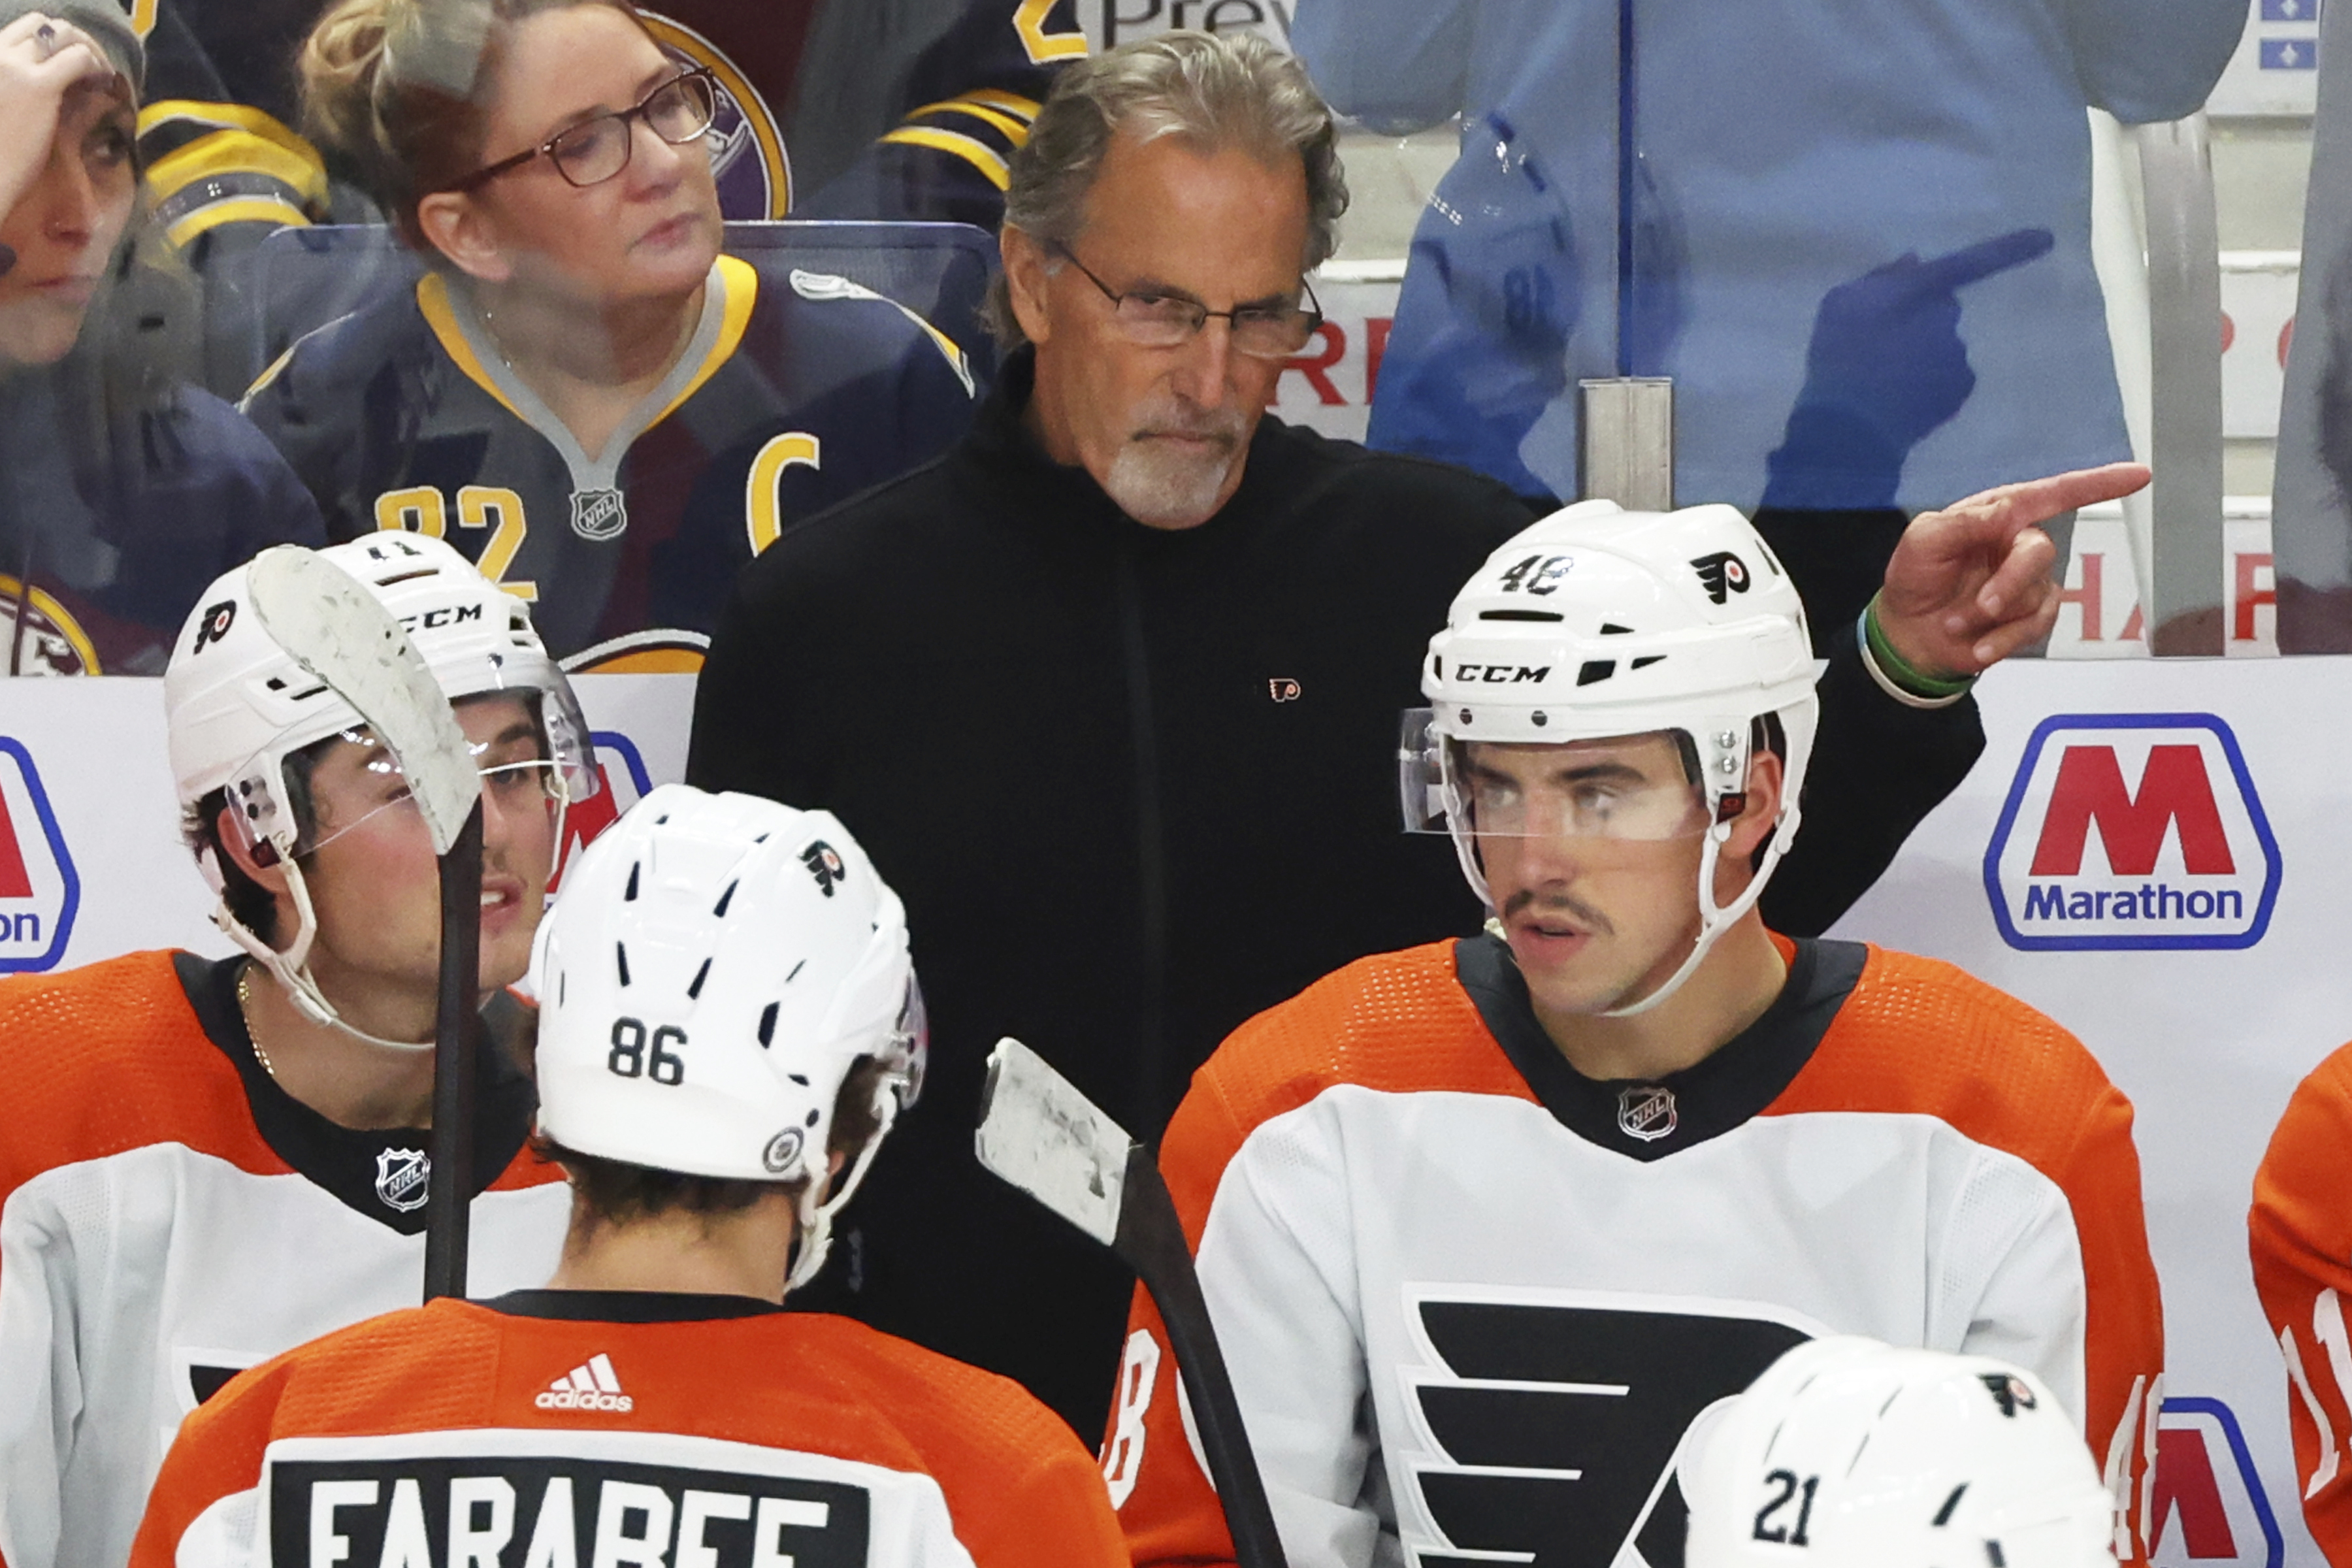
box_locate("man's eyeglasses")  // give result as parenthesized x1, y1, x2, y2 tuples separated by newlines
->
(442, 68, 719, 193)
(1049, 241, 1324, 361)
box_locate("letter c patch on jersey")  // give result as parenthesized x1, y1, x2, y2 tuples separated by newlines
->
(1399, 1286, 1820, 1568)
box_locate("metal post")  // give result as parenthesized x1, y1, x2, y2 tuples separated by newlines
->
(1580, 378, 1675, 511)
(2136, 114, 2227, 655)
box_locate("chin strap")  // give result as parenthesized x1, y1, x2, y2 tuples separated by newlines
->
(1602, 799, 1800, 1018)
(207, 845, 439, 1054)
(785, 1080, 904, 1293)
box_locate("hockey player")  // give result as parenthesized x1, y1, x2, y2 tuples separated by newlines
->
(0, 534, 595, 1568)
(129, 785, 1130, 1568)
(1682, 1338, 2119, 1568)
(1107, 502, 2164, 1568)
(241, 0, 977, 670)
(2249, 1045, 2352, 1566)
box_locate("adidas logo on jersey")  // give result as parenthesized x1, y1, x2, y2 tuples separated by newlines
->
(535, 1353, 634, 1413)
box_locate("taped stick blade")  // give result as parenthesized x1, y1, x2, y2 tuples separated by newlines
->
(975, 1038, 1134, 1247)
(245, 546, 480, 855)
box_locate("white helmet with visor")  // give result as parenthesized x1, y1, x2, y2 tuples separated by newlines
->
(1401, 500, 1820, 1014)
(165, 535, 597, 1045)
(532, 785, 927, 1291)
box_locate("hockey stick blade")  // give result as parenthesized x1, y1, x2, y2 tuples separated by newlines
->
(244, 546, 480, 855)
(244, 546, 485, 1303)
(974, 1037, 1132, 1245)
(976, 1039, 1290, 1568)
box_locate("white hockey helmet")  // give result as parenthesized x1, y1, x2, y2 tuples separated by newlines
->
(1684, 1338, 2115, 1568)
(532, 785, 927, 1291)
(165, 534, 596, 1043)
(1402, 500, 1820, 1014)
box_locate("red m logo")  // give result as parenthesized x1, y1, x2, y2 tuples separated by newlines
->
(2029, 745, 2236, 877)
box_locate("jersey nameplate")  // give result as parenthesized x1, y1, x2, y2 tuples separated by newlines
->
(268, 1456, 870, 1568)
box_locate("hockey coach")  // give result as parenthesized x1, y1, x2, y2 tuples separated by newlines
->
(686, 27, 2151, 1437)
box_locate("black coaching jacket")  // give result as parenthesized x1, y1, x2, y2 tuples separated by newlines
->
(686, 348, 1985, 1436)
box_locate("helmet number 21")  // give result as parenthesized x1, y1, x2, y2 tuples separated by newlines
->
(608, 1017, 686, 1085)
(1754, 1469, 1819, 1544)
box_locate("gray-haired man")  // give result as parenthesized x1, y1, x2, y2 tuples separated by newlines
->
(687, 29, 2132, 1438)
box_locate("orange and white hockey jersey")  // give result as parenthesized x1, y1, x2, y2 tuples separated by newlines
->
(2249, 1039, 2352, 1567)
(0, 951, 570, 1568)
(131, 1290, 1129, 1568)
(1110, 934, 2165, 1568)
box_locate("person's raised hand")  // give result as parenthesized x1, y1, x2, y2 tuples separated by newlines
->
(1875, 461, 2151, 678)
(0, 12, 119, 250)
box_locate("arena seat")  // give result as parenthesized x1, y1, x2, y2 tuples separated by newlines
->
(238, 219, 1000, 396)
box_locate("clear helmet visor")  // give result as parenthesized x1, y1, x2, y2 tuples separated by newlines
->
(222, 686, 598, 862)
(1399, 708, 1712, 842)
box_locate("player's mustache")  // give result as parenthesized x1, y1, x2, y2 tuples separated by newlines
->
(1501, 887, 1615, 936)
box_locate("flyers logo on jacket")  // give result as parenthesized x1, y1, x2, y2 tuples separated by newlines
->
(2151, 1398, 2282, 1568)
(0, 738, 78, 972)
(1984, 714, 2279, 952)
(547, 732, 656, 896)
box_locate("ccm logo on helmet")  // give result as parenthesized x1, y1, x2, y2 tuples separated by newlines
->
(1690, 552, 1750, 604)
(1451, 664, 1553, 685)
(397, 602, 485, 633)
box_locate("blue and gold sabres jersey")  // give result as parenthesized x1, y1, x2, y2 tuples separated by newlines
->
(241, 254, 975, 670)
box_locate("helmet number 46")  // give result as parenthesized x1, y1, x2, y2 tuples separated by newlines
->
(1497, 553, 1573, 595)
(608, 1017, 687, 1085)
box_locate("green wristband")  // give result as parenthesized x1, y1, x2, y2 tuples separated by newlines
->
(1861, 596, 1976, 700)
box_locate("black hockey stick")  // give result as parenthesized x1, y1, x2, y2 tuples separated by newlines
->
(975, 1038, 1289, 1568)
(245, 547, 485, 1303)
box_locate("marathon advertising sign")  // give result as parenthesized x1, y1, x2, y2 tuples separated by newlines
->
(1983, 714, 2281, 952)
(547, 731, 657, 897)
(0, 737, 78, 972)
(2151, 1398, 2285, 1568)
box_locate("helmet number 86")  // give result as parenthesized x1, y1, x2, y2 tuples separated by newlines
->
(608, 1017, 687, 1085)
(1753, 1469, 1819, 1545)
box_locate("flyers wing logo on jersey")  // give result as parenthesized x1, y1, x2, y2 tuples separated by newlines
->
(1398, 1289, 1813, 1567)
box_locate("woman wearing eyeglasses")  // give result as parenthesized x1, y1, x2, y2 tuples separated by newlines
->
(241, 0, 977, 671)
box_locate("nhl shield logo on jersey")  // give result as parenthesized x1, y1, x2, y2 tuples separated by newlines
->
(0, 738, 79, 973)
(374, 1148, 430, 1213)
(1616, 1084, 1677, 1143)
(569, 487, 629, 542)
(1984, 713, 2279, 953)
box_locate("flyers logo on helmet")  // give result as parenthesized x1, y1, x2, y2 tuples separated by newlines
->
(2149, 1398, 2281, 1568)
(1984, 714, 2280, 952)
(0, 740, 78, 972)
(1690, 552, 1750, 605)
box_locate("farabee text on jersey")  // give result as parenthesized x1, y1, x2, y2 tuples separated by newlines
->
(130, 1294, 1128, 1568)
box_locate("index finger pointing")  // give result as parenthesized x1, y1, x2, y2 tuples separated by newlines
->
(1913, 227, 2057, 295)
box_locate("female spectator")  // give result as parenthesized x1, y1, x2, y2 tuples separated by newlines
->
(0, 0, 323, 675)
(246, 0, 977, 672)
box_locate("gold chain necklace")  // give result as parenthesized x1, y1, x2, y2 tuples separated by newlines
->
(235, 963, 280, 1082)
